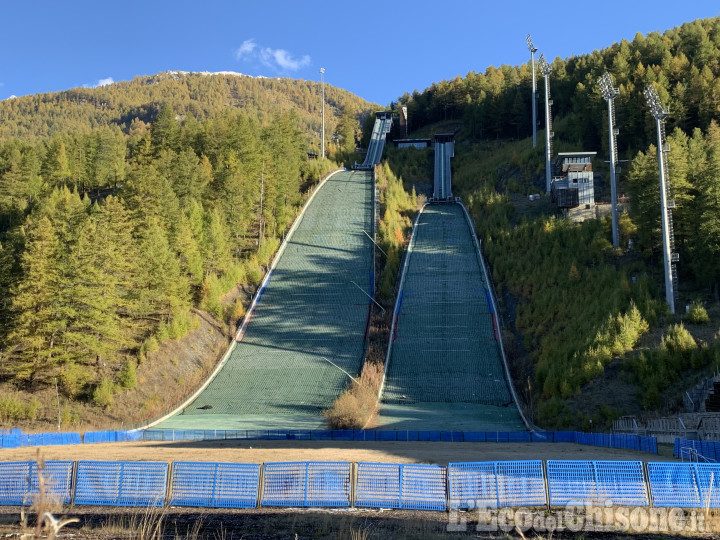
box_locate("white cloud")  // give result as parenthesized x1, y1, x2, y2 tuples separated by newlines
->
(97, 77, 114, 87)
(235, 38, 257, 59)
(235, 39, 311, 72)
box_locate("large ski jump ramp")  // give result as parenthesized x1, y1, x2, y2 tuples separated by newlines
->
(154, 170, 374, 430)
(376, 203, 527, 431)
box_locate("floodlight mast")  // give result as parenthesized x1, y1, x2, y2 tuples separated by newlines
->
(320, 67, 326, 159)
(526, 35, 538, 148)
(598, 72, 620, 249)
(643, 85, 675, 315)
(538, 54, 553, 193)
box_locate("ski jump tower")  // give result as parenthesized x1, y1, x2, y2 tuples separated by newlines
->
(432, 133, 455, 201)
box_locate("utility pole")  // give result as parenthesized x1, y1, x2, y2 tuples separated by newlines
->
(526, 35, 538, 148)
(320, 67, 326, 159)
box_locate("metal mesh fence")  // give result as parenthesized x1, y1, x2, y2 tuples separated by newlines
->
(0, 461, 74, 505)
(448, 461, 546, 509)
(74, 461, 168, 507)
(170, 462, 260, 508)
(547, 460, 648, 506)
(3, 458, 720, 511)
(261, 461, 351, 507)
(174, 171, 374, 421)
(647, 463, 702, 507)
(354, 463, 446, 510)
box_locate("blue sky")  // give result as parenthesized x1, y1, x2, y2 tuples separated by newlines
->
(1, 1, 719, 105)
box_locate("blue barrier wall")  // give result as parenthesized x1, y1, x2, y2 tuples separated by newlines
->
(135, 429, 657, 454)
(547, 460, 648, 506)
(0, 461, 74, 505)
(261, 462, 350, 507)
(354, 463, 446, 510)
(0, 428, 658, 455)
(447, 461, 546, 509)
(74, 461, 168, 506)
(170, 462, 260, 508)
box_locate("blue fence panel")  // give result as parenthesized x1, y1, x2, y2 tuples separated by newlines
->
(353, 430, 376, 441)
(441, 431, 463, 442)
(549, 461, 648, 507)
(496, 460, 546, 507)
(448, 462, 497, 509)
(418, 431, 441, 442)
(376, 430, 398, 441)
(463, 431, 486, 442)
(396, 431, 419, 442)
(141, 430, 164, 442)
(0, 434, 21, 448)
(701, 442, 717, 461)
(641, 436, 658, 454)
(311, 430, 333, 441)
(509, 432, 531, 443)
(261, 462, 306, 506)
(0, 461, 74, 505)
(553, 431, 575, 442)
(261, 462, 350, 507)
(400, 464, 447, 510)
(355, 462, 401, 509)
(170, 462, 260, 508)
(331, 430, 353, 441)
(595, 461, 648, 506)
(74, 461, 168, 506)
(647, 462, 702, 507)
(531, 431, 553, 443)
(547, 460, 596, 506)
(673, 438, 681, 457)
(695, 464, 720, 507)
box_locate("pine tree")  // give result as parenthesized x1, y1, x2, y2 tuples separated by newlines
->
(6, 216, 64, 383)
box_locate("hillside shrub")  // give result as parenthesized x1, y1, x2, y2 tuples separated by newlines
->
(0, 394, 41, 422)
(92, 377, 116, 408)
(687, 302, 710, 324)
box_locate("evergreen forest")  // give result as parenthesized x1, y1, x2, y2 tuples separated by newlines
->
(0, 72, 374, 421)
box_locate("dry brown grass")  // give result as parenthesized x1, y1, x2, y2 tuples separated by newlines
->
(325, 361, 384, 430)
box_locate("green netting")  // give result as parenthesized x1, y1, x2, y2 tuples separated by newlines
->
(162, 171, 374, 423)
(382, 204, 516, 409)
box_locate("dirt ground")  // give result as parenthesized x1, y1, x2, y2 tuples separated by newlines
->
(1, 503, 718, 539)
(0, 439, 676, 464)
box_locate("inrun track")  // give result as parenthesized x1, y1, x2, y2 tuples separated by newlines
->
(153, 169, 374, 430)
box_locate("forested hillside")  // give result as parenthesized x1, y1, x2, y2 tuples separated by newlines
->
(0, 71, 374, 146)
(399, 17, 720, 157)
(0, 73, 373, 424)
(387, 16, 720, 428)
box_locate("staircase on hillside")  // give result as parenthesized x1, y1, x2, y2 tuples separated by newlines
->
(705, 381, 720, 412)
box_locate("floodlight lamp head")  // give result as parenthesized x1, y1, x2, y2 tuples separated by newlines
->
(319, 67, 325, 75)
(598, 72, 619, 101)
(644, 85, 667, 120)
(538, 54, 551, 75)
(526, 34, 537, 53)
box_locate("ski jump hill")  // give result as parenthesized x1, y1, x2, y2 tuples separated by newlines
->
(151, 115, 527, 432)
